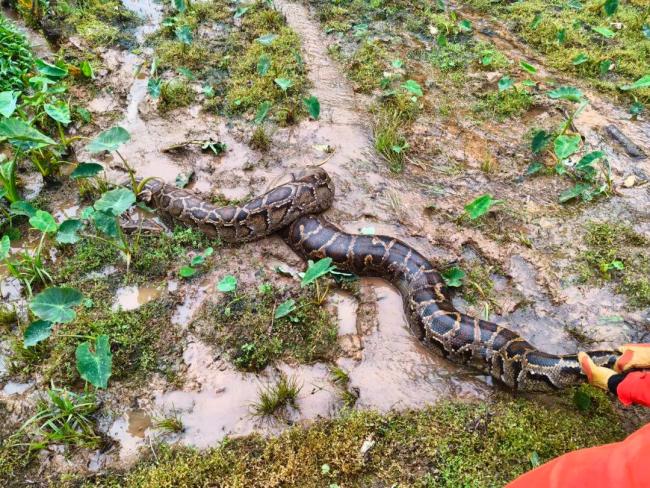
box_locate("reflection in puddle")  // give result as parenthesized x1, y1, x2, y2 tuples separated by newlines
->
(127, 409, 152, 438)
(112, 286, 161, 311)
(2, 381, 33, 396)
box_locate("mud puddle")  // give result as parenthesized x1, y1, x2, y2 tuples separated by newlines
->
(112, 285, 162, 311)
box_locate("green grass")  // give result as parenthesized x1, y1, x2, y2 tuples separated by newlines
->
(158, 79, 196, 113)
(474, 87, 534, 120)
(252, 374, 301, 418)
(87, 387, 625, 487)
(198, 284, 338, 372)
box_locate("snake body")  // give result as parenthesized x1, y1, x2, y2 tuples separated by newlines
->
(139, 168, 617, 391)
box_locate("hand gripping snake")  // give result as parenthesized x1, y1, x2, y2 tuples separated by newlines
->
(137, 167, 618, 391)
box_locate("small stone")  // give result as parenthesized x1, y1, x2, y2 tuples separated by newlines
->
(360, 437, 375, 455)
(623, 175, 636, 188)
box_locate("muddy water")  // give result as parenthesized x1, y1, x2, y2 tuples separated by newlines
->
(112, 285, 161, 311)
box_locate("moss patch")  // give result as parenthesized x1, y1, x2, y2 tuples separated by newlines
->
(158, 78, 196, 113)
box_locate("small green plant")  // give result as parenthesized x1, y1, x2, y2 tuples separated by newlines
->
(154, 412, 184, 433)
(252, 374, 301, 418)
(463, 194, 503, 220)
(441, 266, 465, 287)
(300, 257, 336, 304)
(179, 247, 214, 278)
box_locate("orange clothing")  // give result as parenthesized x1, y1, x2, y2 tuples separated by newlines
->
(617, 371, 650, 406)
(507, 422, 650, 488)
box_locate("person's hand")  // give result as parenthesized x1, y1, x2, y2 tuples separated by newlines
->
(579, 352, 615, 390)
(615, 344, 650, 373)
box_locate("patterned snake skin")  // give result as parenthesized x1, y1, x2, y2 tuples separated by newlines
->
(139, 167, 618, 391)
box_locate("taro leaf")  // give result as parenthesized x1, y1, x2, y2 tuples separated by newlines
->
(203, 85, 215, 98)
(620, 75, 650, 91)
(0, 234, 9, 260)
(573, 388, 592, 411)
(190, 254, 205, 266)
(256, 34, 278, 46)
(575, 150, 604, 171)
(301, 257, 335, 287)
(56, 219, 82, 244)
(35, 59, 68, 80)
(519, 61, 537, 74)
(0, 118, 56, 149)
(175, 171, 193, 188)
(44, 99, 71, 125)
(559, 182, 592, 203)
(497, 76, 514, 92)
(255, 101, 272, 124)
(529, 451, 541, 468)
(531, 130, 552, 154)
(217, 275, 237, 292)
(257, 55, 271, 76)
(464, 194, 502, 220)
(593, 26, 615, 38)
(175, 26, 193, 44)
(30, 210, 58, 234)
(179, 266, 197, 278)
(30, 287, 84, 324)
(71, 162, 104, 179)
(275, 298, 296, 319)
(86, 126, 130, 153)
(442, 267, 465, 287)
(603, 0, 618, 15)
(77, 107, 91, 123)
(630, 101, 644, 117)
(234, 6, 249, 18)
(0, 91, 19, 118)
(274, 78, 293, 92)
(80, 60, 94, 78)
(457, 19, 472, 32)
(24, 320, 53, 347)
(93, 210, 118, 237)
(177, 67, 195, 80)
(526, 161, 544, 176)
(554, 134, 581, 160)
(10, 200, 37, 218)
(547, 86, 583, 102)
(304, 96, 320, 120)
(76, 335, 112, 389)
(94, 188, 136, 216)
(203, 247, 214, 257)
(599, 60, 612, 76)
(402, 79, 423, 97)
(572, 53, 589, 65)
(147, 78, 162, 98)
(173, 0, 186, 13)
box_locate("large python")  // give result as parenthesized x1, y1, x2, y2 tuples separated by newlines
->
(138, 167, 618, 391)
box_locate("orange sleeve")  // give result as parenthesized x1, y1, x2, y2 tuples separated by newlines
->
(617, 371, 650, 406)
(506, 423, 650, 488)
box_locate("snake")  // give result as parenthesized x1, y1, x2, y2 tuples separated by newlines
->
(138, 167, 618, 391)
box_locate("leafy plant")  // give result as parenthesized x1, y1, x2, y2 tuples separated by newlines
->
(0, 157, 20, 203)
(301, 258, 336, 304)
(303, 96, 320, 120)
(464, 194, 503, 220)
(217, 275, 237, 292)
(76, 335, 112, 389)
(442, 267, 465, 287)
(180, 247, 214, 278)
(252, 375, 301, 418)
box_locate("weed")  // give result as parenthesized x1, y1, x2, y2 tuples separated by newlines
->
(159, 79, 196, 113)
(474, 87, 533, 119)
(347, 40, 386, 93)
(252, 374, 301, 418)
(249, 126, 271, 151)
(154, 413, 184, 434)
(374, 110, 408, 172)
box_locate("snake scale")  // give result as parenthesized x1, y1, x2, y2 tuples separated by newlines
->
(138, 167, 618, 391)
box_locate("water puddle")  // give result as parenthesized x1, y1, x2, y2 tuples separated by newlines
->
(2, 381, 33, 396)
(121, 0, 163, 42)
(112, 285, 162, 311)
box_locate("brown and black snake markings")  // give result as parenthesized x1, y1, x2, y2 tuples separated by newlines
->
(139, 167, 618, 391)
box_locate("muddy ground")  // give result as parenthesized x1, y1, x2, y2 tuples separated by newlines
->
(1, 0, 650, 486)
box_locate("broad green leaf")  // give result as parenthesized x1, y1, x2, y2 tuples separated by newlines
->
(304, 96, 320, 119)
(0, 118, 56, 149)
(203, 247, 214, 257)
(274, 78, 293, 92)
(217, 275, 237, 292)
(86, 126, 130, 153)
(599, 60, 612, 76)
(301, 258, 335, 286)
(556, 29, 566, 44)
(190, 254, 205, 266)
(179, 266, 197, 278)
(442, 267, 465, 287)
(401, 79, 423, 97)
(255, 101, 272, 124)
(94, 188, 136, 216)
(575, 150, 604, 170)
(620, 75, 650, 91)
(44, 99, 71, 125)
(630, 101, 644, 117)
(392, 59, 404, 69)
(457, 19, 472, 32)
(0, 91, 19, 118)
(93, 210, 118, 237)
(10, 200, 37, 217)
(173, 0, 186, 12)
(30, 210, 58, 233)
(77, 107, 91, 123)
(234, 6, 249, 18)
(256, 34, 278, 46)
(177, 67, 195, 80)
(76, 335, 112, 389)
(71, 162, 104, 179)
(593, 26, 615, 38)
(559, 182, 592, 203)
(148, 78, 162, 98)
(497, 76, 514, 92)
(572, 53, 589, 65)
(603, 0, 618, 15)
(80, 60, 94, 78)
(529, 451, 541, 468)
(0, 234, 9, 260)
(526, 161, 544, 176)
(530, 13, 542, 29)
(175, 25, 193, 44)
(464, 194, 502, 220)
(24, 320, 53, 347)
(203, 85, 215, 98)
(30, 287, 84, 324)
(35, 59, 68, 79)
(547, 86, 583, 102)
(554, 134, 581, 160)
(56, 219, 82, 244)
(519, 61, 537, 74)
(257, 55, 271, 76)
(531, 130, 552, 154)
(275, 298, 296, 319)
